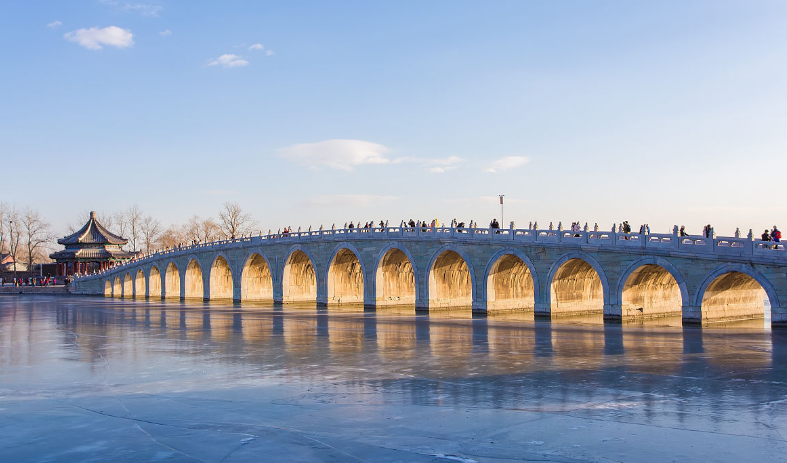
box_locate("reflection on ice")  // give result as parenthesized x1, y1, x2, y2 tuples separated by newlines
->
(1, 295, 787, 462)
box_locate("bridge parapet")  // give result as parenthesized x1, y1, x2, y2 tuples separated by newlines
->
(75, 226, 787, 280)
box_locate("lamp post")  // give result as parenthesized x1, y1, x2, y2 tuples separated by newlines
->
(499, 195, 505, 228)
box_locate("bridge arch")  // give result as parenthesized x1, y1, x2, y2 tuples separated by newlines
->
(149, 265, 161, 299)
(209, 253, 234, 301)
(546, 251, 610, 315)
(104, 279, 112, 297)
(113, 275, 122, 298)
(164, 261, 180, 299)
(184, 258, 204, 300)
(694, 264, 778, 321)
(615, 257, 688, 318)
(326, 243, 365, 305)
(427, 244, 475, 309)
(375, 243, 418, 306)
(134, 268, 146, 298)
(484, 248, 539, 312)
(240, 251, 274, 302)
(122, 272, 133, 299)
(282, 246, 318, 303)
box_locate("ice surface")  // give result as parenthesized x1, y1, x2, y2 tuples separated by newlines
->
(1, 295, 786, 462)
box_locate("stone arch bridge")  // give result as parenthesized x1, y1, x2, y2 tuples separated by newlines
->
(72, 225, 787, 325)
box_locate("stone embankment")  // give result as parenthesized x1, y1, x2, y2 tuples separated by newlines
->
(0, 286, 70, 295)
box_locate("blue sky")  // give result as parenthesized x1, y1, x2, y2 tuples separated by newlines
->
(3, 1, 787, 236)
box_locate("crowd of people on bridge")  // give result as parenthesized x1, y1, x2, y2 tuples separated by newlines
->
(0, 276, 63, 287)
(761, 226, 782, 248)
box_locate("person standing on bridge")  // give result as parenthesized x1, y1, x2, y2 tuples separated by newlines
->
(762, 229, 771, 243)
(772, 226, 781, 249)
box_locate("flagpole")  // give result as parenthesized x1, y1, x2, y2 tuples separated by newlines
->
(499, 195, 505, 227)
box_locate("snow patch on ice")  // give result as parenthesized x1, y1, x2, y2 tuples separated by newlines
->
(432, 454, 477, 463)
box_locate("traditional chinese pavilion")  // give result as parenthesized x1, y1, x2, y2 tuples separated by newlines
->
(50, 211, 138, 276)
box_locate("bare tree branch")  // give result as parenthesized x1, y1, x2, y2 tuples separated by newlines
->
(127, 204, 142, 252)
(184, 215, 221, 243)
(21, 208, 54, 269)
(218, 202, 255, 239)
(140, 215, 162, 254)
(155, 224, 186, 250)
(0, 202, 7, 255)
(7, 208, 21, 273)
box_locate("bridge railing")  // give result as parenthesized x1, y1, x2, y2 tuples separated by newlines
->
(74, 226, 787, 280)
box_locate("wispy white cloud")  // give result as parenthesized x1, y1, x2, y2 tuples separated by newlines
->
(280, 139, 392, 171)
(159, 29, 172, 37)
(46, 21, 63, 29)
(483, 156, 529, 173)
(395, 155, 463, 173)
(64, 26, 134, 50)
(248, 43, 275, 55)
(99, 1, 162, 17)
(207, 54, 249, 68)
(301, 194, 400, 208)
(126, 3, 162, 17)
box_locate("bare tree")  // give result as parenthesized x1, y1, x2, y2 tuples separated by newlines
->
(21, 208, 53, 270)
(200, 218, 221, 242)
(218, 202, 255, 239)
(140, 215, 162, 254)
(114, 209, 129, 245)
(7, 208, 21, 275)
(156, 224, 186, 250)
(127, 204, 143, 252)
(184, 216, 221, 243)
(0, 202, 7, 255)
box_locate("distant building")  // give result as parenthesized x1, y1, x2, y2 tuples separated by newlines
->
(0, 253, 28, 272)
(50, 211, 138, 276)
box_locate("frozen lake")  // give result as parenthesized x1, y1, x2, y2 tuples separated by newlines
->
(1, 295, 786, 462)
